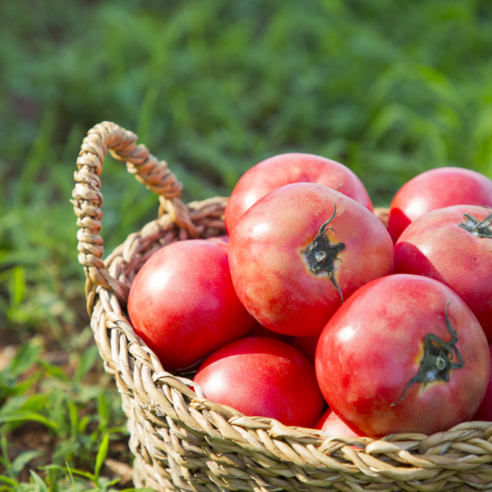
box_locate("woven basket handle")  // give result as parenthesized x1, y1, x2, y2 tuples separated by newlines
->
(72, 121, 197, 311)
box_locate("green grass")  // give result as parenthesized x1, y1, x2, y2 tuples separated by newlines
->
(0, 339, 143, 491)
(0, 0, 492, 487)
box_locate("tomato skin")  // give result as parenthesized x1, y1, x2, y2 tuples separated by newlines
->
(388, 167, 492, 242)
(194, 337, 325, 427)
(127, 240, 256, 371)
(473, 346, 492, 421)
(315, 409, 361, 437)
(395, 205, 492, 341)
(229, 183, 394, 336)
(225, 153, 373, 234)
(316, 274, 490, 437)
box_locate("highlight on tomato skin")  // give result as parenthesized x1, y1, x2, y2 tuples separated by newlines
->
(225, 152, 373, 235)
(229, 182, 394, 337)
(315, 274, 491, 438)
(194, 337, 326, 428)
(127, 239, 257, 372)
(394, 204, 492, 341)
(387, 167, 492, 242)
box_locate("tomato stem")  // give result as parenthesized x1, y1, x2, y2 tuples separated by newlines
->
(301, 204, 345, 302)
(392, 301, 464, 407)
(458, 212, 492, 238)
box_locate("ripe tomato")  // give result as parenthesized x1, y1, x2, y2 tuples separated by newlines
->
(194, 337, 325, 427)
(395, 205, 492, 341)
(316, 274, 490, 437)
(127, 240, 256, 371)
(473, 345, 492, 421)
(229, 183, 394, 336)
(225, 153, 373, 234)
(315, 409, 361, 438)
(388, 167, 492, 242)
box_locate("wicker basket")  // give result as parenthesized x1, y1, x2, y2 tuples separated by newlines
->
(73, 122, 492, 492)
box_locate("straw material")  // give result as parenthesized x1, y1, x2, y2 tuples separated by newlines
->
(73, 122, 492, 492)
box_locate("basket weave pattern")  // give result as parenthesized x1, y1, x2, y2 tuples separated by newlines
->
(73, 122, 492, 492)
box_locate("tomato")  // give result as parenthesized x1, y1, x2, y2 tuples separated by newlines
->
(315, 409, 361, 438)
(194, 337, 325, 427)
(316, 274, 490, 437)
(395, 205, 492, 341)
(388, 167, 492, 242)
(229, 183, 394, 336)
(473, 345, 492, 421)
(127, 240, 256, 371)
(225, 153, 373, 234)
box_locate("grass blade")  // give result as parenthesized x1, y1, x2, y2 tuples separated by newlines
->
(0, 412, 58, 431)
(30, 470, 49, 492)
(12, 450, 43, 477)
(8, 342, 42, 378)
(0, 475, 18, 486)
(74, 346, 99, 384)
(94, 434, 109, 482)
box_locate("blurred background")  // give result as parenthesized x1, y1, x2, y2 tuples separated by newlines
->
(1, 0, 492, 488)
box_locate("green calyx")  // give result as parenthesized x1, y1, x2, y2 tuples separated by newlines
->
(392, 301, 464, 407)
(301, 204, 345, 302)
(458, 212, 492, 238)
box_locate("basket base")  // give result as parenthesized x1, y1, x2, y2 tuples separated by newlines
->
(133, 455, 175, 492)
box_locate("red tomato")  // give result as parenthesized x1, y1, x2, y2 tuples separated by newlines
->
(395, 205, 492, 340)
(388, 167, 492, 242)
(194, 337, 325, 427)
(229, 183, 394, 336)
(292, 336, 320, 365)
(315, 409, 361, 438)
(473, 346, 492, 421)
(316, 274, 490, 437)
(127, 240, 256, 371)
(225, 153, 373, 234)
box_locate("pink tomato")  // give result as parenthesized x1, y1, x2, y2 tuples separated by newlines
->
(194, 337, 325, 427)
(127, 240, 256, 371)
(229, 183, 394, 336)
(225, 153, 373, 234)
(388, 167, 492, 242)
(395, 205, 492, 340)
(316, 274, 490, 437)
